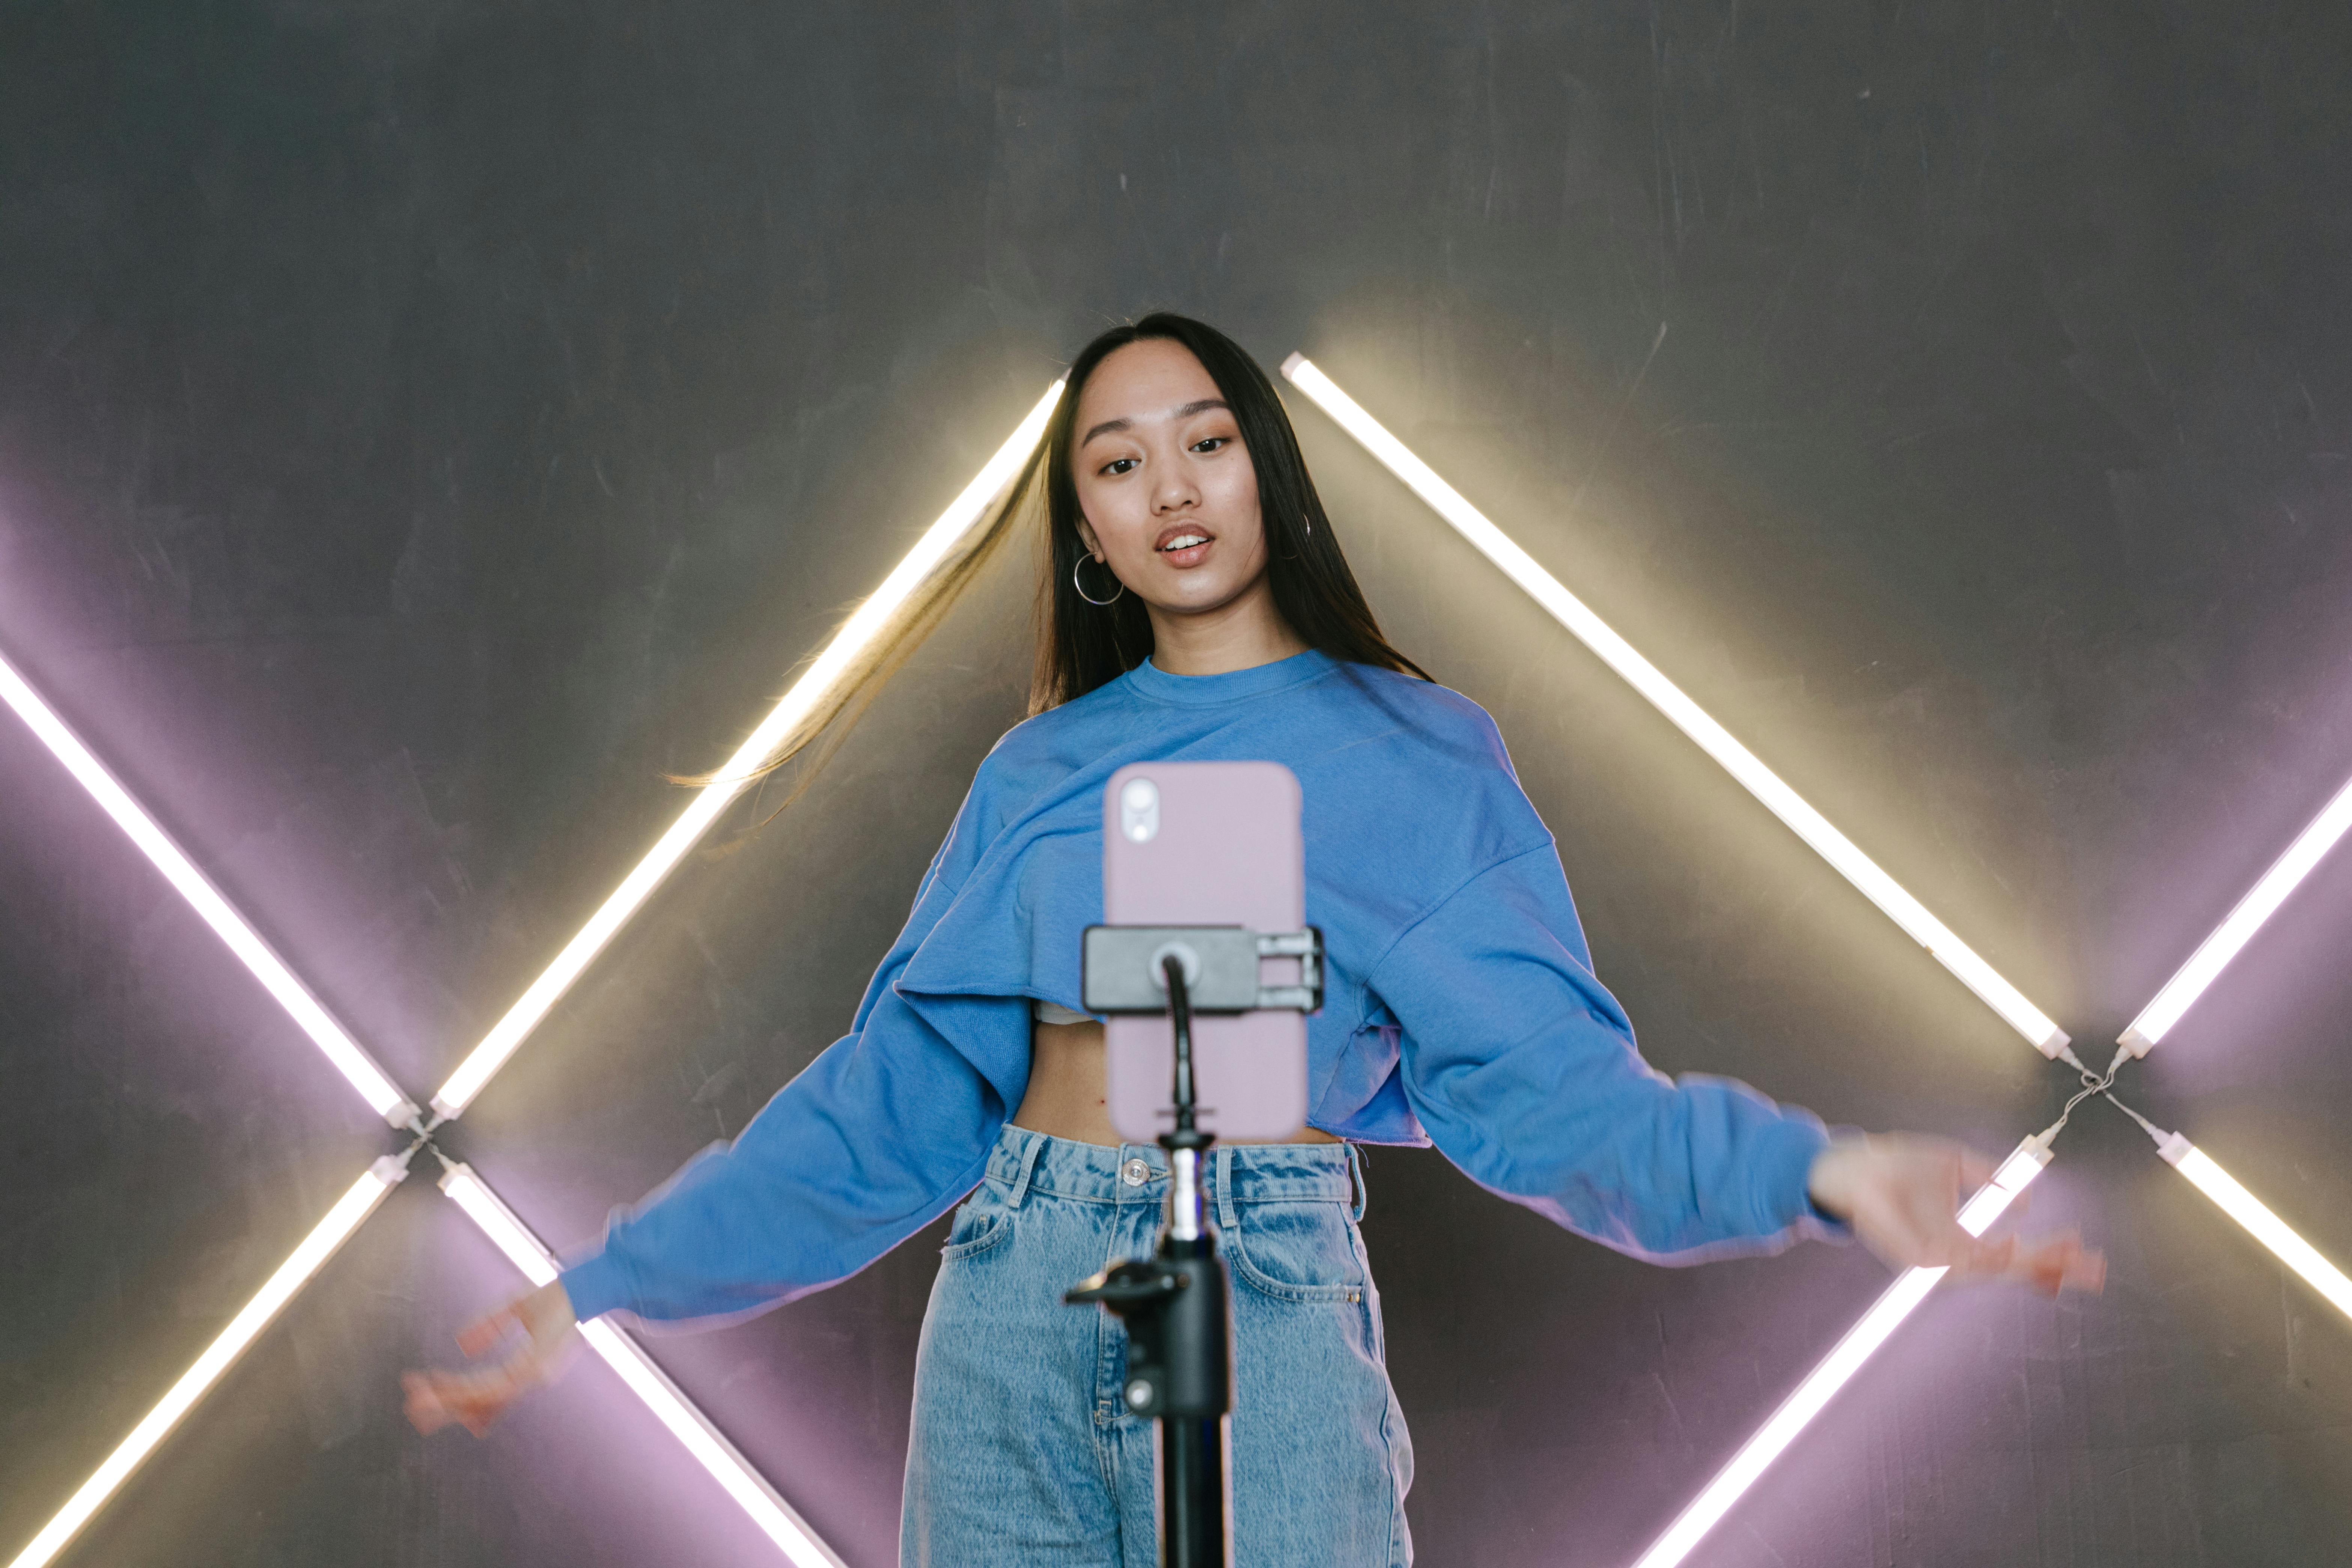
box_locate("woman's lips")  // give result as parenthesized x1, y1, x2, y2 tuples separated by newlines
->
(1154, 527, 1214, 568)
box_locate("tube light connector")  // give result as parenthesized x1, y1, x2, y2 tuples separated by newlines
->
(435, 1164, 844, 1566)
(428, 381, 1065, 1121)
(1279, 354, 2069, 1058)
(1626, 1137, 2049, 1568)
(0, 648, 419, 1125)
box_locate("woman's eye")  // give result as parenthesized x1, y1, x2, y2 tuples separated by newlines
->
(1191, 436, 1229, 454)
(1102, 457, 1138, 476)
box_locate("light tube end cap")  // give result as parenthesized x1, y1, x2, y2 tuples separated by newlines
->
(2156, 1130, 2194, 1166)
(1279, 352, 1308, 380)
(2118, 1025, 2156, 1060)
(2033, 1024, 2075, 1059)
(370, 1153, 415, 1186)
(428, 1092, 464, 1123)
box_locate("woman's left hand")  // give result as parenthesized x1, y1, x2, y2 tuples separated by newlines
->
(1807, 1133, 2105, 1295)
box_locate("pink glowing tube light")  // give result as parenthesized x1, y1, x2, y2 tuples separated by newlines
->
(1625, 1140, 2052, 1568)
(0, 647, 417, 1125)
(2117, 767, 2352, 1058)
(437, 1162, 846, 1567)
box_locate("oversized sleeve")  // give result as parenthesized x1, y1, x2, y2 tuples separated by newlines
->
(1368, 842, 1839, 1262)
(555, 770, 1021, 1325)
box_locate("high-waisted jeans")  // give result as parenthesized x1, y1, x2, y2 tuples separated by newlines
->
(902, 1125, 1415, 1566)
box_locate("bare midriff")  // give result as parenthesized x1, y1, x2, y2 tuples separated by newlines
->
(1013, 1018, 1343, 1148)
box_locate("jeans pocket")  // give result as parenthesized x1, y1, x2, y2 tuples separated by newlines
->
(1228, 1200, 1364, 1303)
(940, 1196, 1013, 1262)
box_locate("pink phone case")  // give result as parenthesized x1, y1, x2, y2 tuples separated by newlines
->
(1102, 760, 1309, 1144)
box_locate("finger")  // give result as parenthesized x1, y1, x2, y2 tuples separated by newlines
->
(456, 1303, 522, 1359)
(436, 1368, 523, 1438)
(402, 1371, 452, 1436)
(1958, 1148, 1997, 1191)
(2012, 1234, 2105, 1296)
(1936, 1232, 2017, 1279)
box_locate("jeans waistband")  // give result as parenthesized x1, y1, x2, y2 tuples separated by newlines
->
(985, 1124, 1363, 1216)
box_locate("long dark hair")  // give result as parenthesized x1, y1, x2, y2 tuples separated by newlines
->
(1030, 313, 1429, 712)
(711, 315, 1426, 798)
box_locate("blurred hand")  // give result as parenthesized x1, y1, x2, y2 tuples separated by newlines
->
(404, 1279, 581, 1437)
(1807, 1134, 2105, 1295)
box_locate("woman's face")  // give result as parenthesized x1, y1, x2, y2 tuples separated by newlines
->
(1069, 339, 1268, 616)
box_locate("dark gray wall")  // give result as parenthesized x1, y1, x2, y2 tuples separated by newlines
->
(4, 2, 2350, 1564)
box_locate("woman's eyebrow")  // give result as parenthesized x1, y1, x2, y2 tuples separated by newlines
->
(1080, 398, 1231, 446)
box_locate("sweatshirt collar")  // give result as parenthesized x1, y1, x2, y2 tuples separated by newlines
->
(1122, 646, 1337, 707)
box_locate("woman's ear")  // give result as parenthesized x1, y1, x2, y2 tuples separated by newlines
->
(1075, 517, 1104, 560)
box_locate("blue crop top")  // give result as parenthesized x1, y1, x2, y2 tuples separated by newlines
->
(556, 648, 1841, 1324)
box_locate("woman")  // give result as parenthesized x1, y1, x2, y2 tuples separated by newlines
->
(406, 315, 2099, 1566)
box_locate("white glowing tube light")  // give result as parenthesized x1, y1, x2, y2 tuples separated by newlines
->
(1280, 356, 2068, 1057)
(430, 381, 1065, 1119)
(1627, 1143, 2050, 1568)
(436, 1164, 843, 1568)
(2119, 770, 2352, 1056)
(2156, 1135, 2352, 1321)
(0, 649, 416, 1124)
(5, 1161, 403, 1568)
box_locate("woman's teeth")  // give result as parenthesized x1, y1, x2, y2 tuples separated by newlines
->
(1159, 534, 1209, 551)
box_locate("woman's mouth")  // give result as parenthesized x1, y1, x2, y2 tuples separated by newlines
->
(1155, 529, 1213, 567)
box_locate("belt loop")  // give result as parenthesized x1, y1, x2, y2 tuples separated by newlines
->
(1346, 1143, 1367, 1223)
(1215, 1143, 1238, 1233)
(1004, 1127, 1045, 1210)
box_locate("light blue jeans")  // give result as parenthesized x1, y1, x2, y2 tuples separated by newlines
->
(902, 1126, 1414, 1566)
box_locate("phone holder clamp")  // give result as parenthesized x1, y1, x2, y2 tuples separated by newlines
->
(1080, 923, 1324, 1016)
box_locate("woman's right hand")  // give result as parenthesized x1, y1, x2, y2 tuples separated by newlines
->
(403, 1279, 581, 1437)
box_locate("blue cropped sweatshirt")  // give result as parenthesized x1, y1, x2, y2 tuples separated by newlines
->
(557, 648, 1839, 1324)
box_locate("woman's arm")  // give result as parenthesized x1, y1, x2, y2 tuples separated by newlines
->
(1370, 842, 2097, 1286)
(407, 760, 1023, 1431)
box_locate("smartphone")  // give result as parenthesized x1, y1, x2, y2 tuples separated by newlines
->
(1101, 760, 1309, 1144)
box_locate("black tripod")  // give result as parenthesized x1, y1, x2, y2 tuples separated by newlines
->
(1065, 920, 1324, 1567)
(1065, 952, 1231, 1567)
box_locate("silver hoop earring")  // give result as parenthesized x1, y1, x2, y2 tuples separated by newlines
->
(1073, 553, 1125, 606)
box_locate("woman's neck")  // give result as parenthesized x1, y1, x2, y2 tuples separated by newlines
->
(1144, 578, 1310, 676)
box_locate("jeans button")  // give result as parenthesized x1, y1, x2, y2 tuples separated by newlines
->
(1120, 1158, 1151, 1187)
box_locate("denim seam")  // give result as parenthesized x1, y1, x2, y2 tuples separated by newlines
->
(937, 1212, 1012, 1262)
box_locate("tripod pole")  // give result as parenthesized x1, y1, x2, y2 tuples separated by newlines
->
(1064, 948, 1238, 1567)
(1153, 953, 1228, 1567)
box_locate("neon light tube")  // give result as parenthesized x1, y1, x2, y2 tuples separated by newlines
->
(430, 381, 1065, 1119)
(1627, 1142, 2050, 1568)
(2119, 770, 2352, 1056)
(1279, 356, 2069, 1058)
(5, 1161, 404, 1568)
(2156, 1134, 2352, 1321)
(0, 648, 417, 1124)
(436, 1164, 843, 1568)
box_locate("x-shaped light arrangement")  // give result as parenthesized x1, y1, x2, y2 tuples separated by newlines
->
(8, 347, 2346, 1568)
(1280, 354, 2352, 1565)
(2, 383, 1064, 1568)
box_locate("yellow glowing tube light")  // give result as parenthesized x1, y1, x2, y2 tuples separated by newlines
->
(431, 382, 1065, 1118)
(1279, 356, 2068, 1057)
(2119, 770, 2352, 1057)
(1627, 1142, 2051, 1568)
(2157, 1134, 2352, 1322)
(436, 1164, 845, 1568)
(4, 1161, 405, 1568)
(0, 649, 417, 1124)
